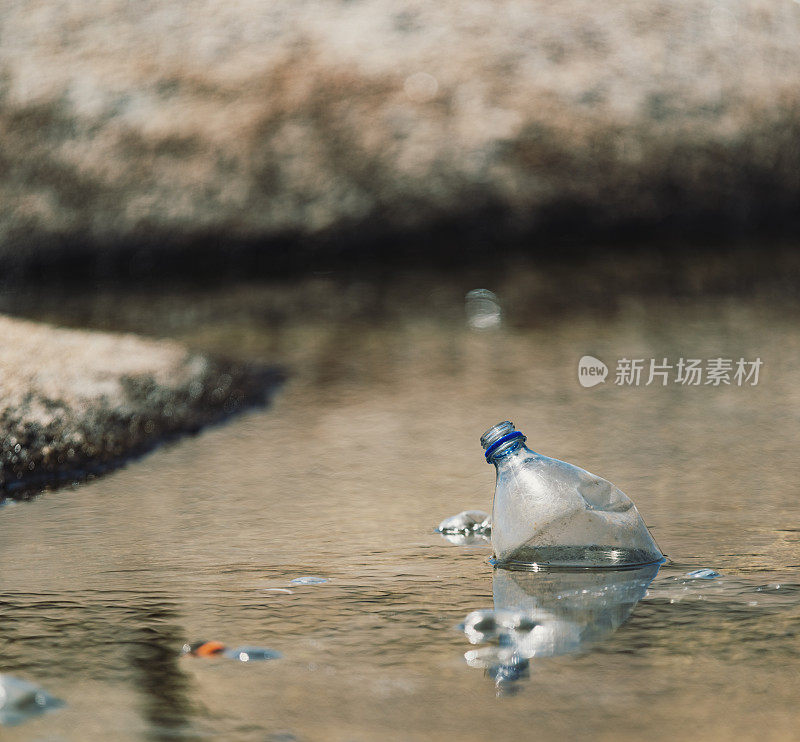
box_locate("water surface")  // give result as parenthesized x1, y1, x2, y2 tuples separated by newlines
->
(2, 263, 800, 740)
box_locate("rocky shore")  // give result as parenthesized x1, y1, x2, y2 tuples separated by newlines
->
(1, 0, 800, 276)
(0, 316, 281, 499)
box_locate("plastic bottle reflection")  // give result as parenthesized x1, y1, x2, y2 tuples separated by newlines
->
(461, 563, 659, 695)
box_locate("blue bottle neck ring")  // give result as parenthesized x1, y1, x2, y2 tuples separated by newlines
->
(484, 431, 526, 462)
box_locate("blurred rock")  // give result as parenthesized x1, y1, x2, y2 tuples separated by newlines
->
(0, 315, 280, 498)
(1, 0, 800, 272)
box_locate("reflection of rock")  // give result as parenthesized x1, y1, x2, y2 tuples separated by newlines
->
(462, 564, 659, 692)
(2, 1, 800, 274)
(0, 315, 281, 499)
(0, 674, 64, 727)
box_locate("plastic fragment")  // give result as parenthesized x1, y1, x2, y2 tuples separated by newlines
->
(685, 568, 720, 579)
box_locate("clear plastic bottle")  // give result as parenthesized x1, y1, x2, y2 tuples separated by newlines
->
(481, 421, 663, 568)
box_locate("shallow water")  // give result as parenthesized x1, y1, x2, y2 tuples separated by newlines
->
(2, 263, 800, 740)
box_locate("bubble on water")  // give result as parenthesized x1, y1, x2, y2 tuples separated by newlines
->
(0, 675, 64, 727)
(465, 289, 501, 330)
(260, 588, 294, 594)
(685, 568, 720, 579)
(436, 510, 490, 534)
(290, 576, 329, 585)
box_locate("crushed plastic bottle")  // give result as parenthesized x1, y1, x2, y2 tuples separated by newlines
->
(481, 421, 663, 568)
(0, 674, 64, 726)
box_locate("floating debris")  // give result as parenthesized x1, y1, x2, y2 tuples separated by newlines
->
(182, 640, 281, 662)
(290, 576, 329, 585)
(260, 588, 294, 594)
(685, 568, 720, 579)
(436, 510, 490, 535)
(228, 646, 282, 662)
(182, 640, 226, 657)
(0, 674, 64, 727)
(465, 289, 502, 330)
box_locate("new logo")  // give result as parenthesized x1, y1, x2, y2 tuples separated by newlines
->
(578, 355, 608, 387)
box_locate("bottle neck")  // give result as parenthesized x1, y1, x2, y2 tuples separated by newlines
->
(489, 439, 528, 467)
(480, 421, 530, 466)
